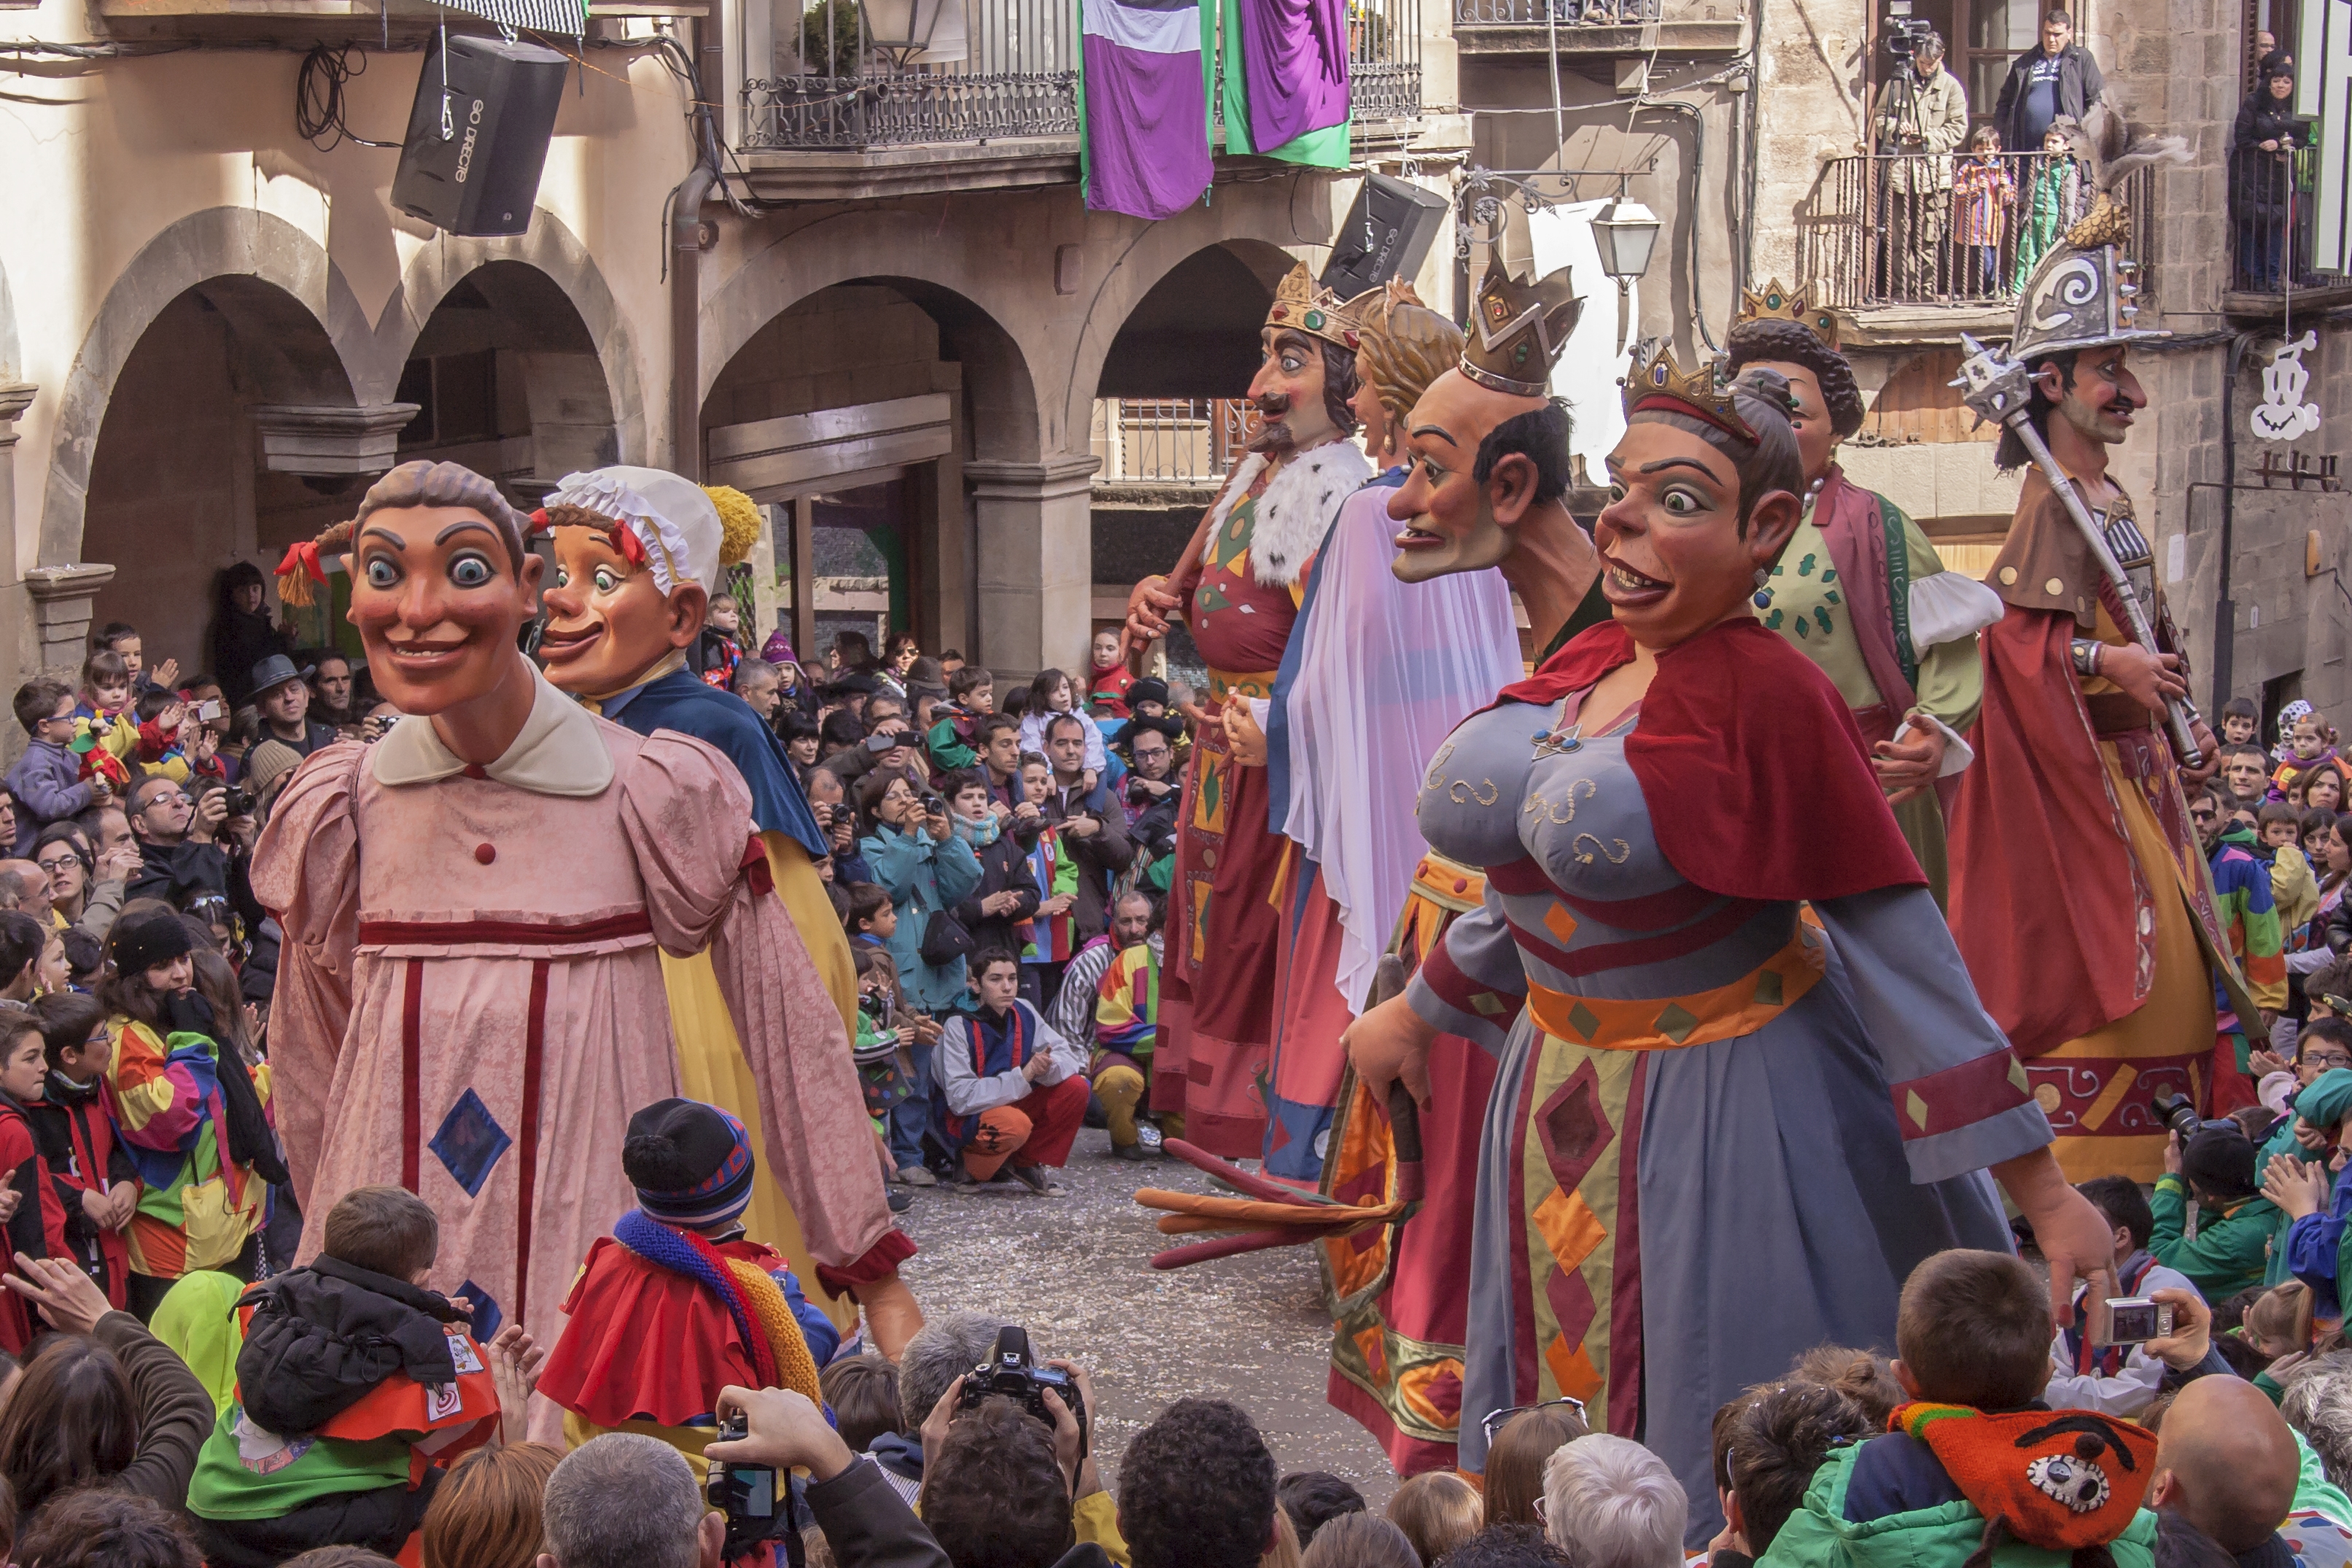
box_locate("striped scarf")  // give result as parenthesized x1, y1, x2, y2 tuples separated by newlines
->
(613, 1208, 823, 1405)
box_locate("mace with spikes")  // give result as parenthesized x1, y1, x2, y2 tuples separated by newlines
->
(1951, 335, 2205, 769)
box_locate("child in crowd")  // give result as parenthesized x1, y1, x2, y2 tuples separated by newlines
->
(2156, 1123, 2288, 1300)
(92, 620, 178, 696)
(1017, 668, 1107, 775)
(0, 1001, 66, 1354)
(2267, 1068, 2352, 1320)
(4, 680, 113, 849)
(924, 666, 996, 772)
(2017, 126, 2085, 281)
(933, 950, 1089, 1192)
(850, 947, 919, 1213)
(1713, 1383, 1874, 1562)
(696, 594, 743, 691)
(2224, 696, 2262, 748)
(185, 1186, 515, 1568)
(818, 1353, 903, 1456)
(1088, 630, 1136, 721)
(1947, 125, 2017, 296)
(1765, 1250, 2159, 1568)
(1386, 1470, 1481, 1568)
(28, 990, 136, 1310)
(538, 1098, 834, 1480)
(2205, 787, 2289, 1113)
(1092, 899, 1163, 1162)
(842, 882, 898, 951)
(2262, 802, 2323, 936)
(2278, 710, 2343, 796)
(2046, 1176, 2200, 1416)
(1018, 755, 1079, 996)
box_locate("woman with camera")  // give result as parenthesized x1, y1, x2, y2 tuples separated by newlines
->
(856, 773, 984, 1020)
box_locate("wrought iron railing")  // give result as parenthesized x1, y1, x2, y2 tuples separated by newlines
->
(2228, 144, 2327, 292)
(1453, 0, 1656, 25)
(745, 0, 1079, 148)
(1348, 0, 1419, 123)
(1091, 398, 1259, 484)
(1796, 150, 2156, 309)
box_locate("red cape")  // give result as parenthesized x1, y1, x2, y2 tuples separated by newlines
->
(539, 1235, 779, 1428)
(1497, 617, 1925, 902)
(1945, 605, 2149, 1055)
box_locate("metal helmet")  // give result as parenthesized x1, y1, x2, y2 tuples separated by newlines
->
(2008, 241, 2167, 363)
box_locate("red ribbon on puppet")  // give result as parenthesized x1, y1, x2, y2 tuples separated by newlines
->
(275, 539, 327, 588)
(534, 506, 648, 570)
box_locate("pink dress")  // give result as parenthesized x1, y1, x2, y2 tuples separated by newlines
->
(252, 680, 891, 1389)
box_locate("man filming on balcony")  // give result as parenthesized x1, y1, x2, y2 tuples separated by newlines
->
(1994, 9, 2105, 162)
(1871, 30, 1968, 299)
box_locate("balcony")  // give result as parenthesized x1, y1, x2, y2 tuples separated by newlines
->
(1452, 0, 1745, 58)
(1793, 151, 2155, 345)
(732, 0, 1426, 197)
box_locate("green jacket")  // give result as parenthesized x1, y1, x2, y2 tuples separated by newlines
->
(2151, 1173, 2286, 1300)
(1758, 1442, 2157, 1568)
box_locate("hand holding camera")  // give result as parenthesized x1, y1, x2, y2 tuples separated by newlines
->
(708, 1385, 855, 1480)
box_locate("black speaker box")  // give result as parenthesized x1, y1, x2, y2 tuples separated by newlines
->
(1319, 173, 1451, 300)
(391, 34, 570, 238)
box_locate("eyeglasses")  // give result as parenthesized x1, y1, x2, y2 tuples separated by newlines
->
(1480, 1396, 1588, 1443)
(34, 855, 81, 874)
(2307, 1051, 2352, 1071)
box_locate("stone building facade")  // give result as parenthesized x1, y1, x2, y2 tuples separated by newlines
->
(0, 0, 1466, 737)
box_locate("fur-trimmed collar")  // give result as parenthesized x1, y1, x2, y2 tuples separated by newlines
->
(1206, 440, 1376, 588)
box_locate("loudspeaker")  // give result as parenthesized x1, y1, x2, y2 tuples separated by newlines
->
(391, 33, 570, 238)
(1319, 174, 1451, 300)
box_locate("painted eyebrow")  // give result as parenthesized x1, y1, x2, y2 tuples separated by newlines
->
(1637, 457, 1728, 480)
(435, 520, 499, 546)
(359, 525, 408, 549)
(1410, 424, 1461, 448)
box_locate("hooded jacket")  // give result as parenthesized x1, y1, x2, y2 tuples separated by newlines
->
(233, 1256, 465, 1437)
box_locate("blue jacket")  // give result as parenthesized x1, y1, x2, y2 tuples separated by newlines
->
(601, 667, 828, 860)
(860, 823, 984, 1014)
(2, 739, 96, 853)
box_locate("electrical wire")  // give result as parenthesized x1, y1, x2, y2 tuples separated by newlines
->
(293, 42, 405, 148)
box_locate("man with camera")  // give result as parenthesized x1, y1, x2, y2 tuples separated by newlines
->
(122, 772, 248, 910)
(1869, 29, 1968, 298)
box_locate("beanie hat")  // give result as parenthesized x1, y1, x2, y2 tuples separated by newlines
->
(623, 1098, 756, 1230)
(2183, 1125, 2260, 1200)
(1128, 678, 1171, 710)
(243, 740, 306, 802)
(109, 906, 195, 977)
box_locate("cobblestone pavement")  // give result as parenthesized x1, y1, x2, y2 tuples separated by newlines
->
(890, 1128, 1400, 1506)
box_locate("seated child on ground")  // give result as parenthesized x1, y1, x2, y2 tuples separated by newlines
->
(933, 951, 1089, 1190)
(1761, 1249, 2159, 1568)
(537, 1098, 837, 1478)
(2046, 1175, 2203, 1416)
(185, 1186, 521, 1568)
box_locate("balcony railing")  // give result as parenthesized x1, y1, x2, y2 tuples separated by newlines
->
(1454, 0, 1655, 23)
(1796, 151, 2155, 311)
(1091, 398, 1260, 485)
(2229, 144, 2329, 294)
(745, 0, 1416, 150)
(745, 0, 1079, 149)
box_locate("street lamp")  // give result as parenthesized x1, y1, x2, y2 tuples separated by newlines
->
(863, 0, 965, 66)
(1591, 194, 1661, 294)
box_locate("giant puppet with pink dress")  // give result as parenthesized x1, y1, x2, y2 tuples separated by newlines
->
(252, 462, 904, 1426)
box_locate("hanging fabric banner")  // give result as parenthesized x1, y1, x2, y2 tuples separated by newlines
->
(435, 0, 586, 36)
(1218, 0, 1347, 166)
(1079, 0, 1215, 219)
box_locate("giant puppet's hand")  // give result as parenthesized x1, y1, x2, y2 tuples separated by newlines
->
(1344, 994, 1438, 1112)
(1992, 1145, 2116, 1330)
(1872, 718, 1948, 806)
(1222, 701, 1268, 767)
(1120, 575, 1184, 669)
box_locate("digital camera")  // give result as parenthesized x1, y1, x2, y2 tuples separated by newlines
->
(957, 1327, 1084, 1447)
(706, 1411, 801, 1564)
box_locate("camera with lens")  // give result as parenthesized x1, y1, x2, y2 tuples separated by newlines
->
(2149, 1090, 2205, 1142)
(221, 787, 257, 818)
(705, 1410, 802, 1564)
(957, 1327, 1084, 1443)
(1885, 16, 1933, 54)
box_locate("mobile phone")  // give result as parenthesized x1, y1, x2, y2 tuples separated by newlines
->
(193, 699, 224, 723)
(2097, 1296, 2176, 1346)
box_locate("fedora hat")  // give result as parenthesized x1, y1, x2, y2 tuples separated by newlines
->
(249, 653, 315, 700)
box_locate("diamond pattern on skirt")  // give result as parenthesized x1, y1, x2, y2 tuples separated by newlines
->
(457, 1279, 502, 1342)
(430, 1089, 513, 1198)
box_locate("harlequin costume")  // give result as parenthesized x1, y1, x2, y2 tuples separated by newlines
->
(1728, 282, 2004, 907)
(1259, 282, 1526, 1194)
(2205, 820, 2288, 1113)
(1154, 264, 1374, 1156)
(186, 1257, 501, 1568)
(534, 467, 905, 1337)
(1947, 212, 2262, 1183)
(1092, 934, 1162, 1155)
(1404, 357, 2052, 1539)
(541, 1100, 832, 1480)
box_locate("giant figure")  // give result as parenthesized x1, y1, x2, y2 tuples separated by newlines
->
(530, 466, 918, 1350)
(1121, 263, 1374, 1155)
(1343, 352, 2114, 1542)
(253, 462, 896, 1428)
(1946, 144, 2262, 1181)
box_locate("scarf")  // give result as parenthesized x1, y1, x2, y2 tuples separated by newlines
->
(613, 1208, 823, 1407)
(952, 814, 1004, 848)
(1893, 1401, 2157, 1553)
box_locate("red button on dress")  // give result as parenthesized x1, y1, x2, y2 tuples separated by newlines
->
(1452, 878, 1470, 893)
(474, 843, 497, 865)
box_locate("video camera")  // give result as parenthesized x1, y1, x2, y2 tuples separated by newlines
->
(1883, 0, 1933, 55)
(956, 1327, 1086, 1454)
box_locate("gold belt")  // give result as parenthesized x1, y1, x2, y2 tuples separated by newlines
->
(1207, 667, 1278, 702)
(1525, 925, 1826, 1052)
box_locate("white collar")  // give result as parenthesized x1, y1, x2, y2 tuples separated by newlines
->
(370, 665, 616, 797)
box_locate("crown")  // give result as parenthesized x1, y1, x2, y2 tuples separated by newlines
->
(1266, 262, 1355, 350)
(1622, 346, 1761, 443)
(1731, 278, 1841, 348)
(1460, 262, 1582, 397)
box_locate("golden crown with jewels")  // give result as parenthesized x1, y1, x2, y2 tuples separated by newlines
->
(1621, 345, 1763, 443)
(1460, 262, 1582, 397)
(1265, 262, 1357, 351)
(1731, 278, 1841, 348)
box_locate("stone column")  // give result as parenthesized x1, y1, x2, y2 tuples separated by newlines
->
(966, 454, 1101, 682)
(24, 563, 117, 675)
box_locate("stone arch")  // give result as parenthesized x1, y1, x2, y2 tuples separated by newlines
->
(39, 207, 354, 567)
(357, 210, 646, 468)
(702, 209, 1045, 466)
